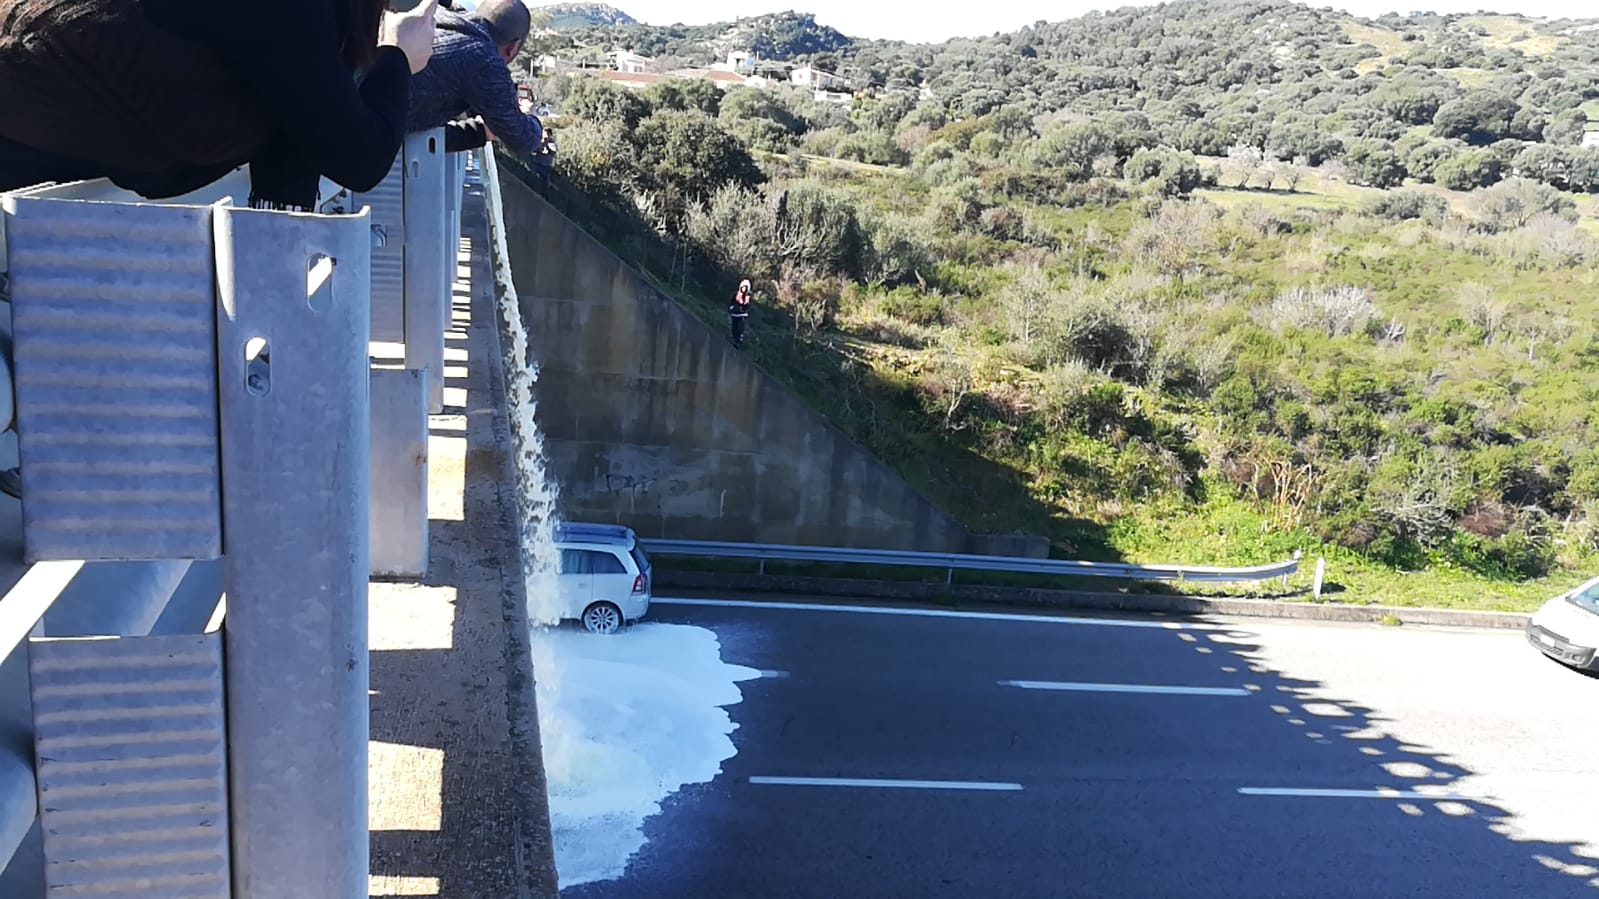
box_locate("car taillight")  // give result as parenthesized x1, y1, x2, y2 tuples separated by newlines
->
(632, 574, 646, 594)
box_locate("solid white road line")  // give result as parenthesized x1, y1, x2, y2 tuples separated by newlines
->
(749, 776, 1023, 791)
(1239, 788, 1471, 800)
(654, 597, 1225, 630)
(1002, 680, 1251, 697)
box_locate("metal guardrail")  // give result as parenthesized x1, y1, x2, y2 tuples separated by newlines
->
(0, 132, 468, 894)
(641, 539, 1303, 585)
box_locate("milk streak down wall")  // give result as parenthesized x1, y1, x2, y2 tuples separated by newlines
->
(498, 175, 970, 551)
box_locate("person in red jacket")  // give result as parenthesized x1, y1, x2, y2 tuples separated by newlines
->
(729, 279, 754, 349)
(0, 0, 439, 210)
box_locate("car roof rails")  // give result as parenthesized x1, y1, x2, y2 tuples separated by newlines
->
(552, 522, 634, 544)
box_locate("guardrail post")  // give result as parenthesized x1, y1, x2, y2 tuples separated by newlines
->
(355, 152, 406, 347)
(359, 130, 444, 576)
(369, 367, 428, 577)
(402, 131, 447, 414)
(353, 130, 447, 416)
(214, 204, 371, 897)
(444, 152, 465, 336)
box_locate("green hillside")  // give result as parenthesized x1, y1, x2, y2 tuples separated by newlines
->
(511, 1, 1599, 611)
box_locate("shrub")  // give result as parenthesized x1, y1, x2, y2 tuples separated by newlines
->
(859, 212, 935, 287)
(927, 178, 989, 230)
(564, 77, 650, 129)
(1362, 189, 1451, 224)
(774, 183, 864, 278)
(801, 126, 849, 157)
(554, 119, 644, 204)
(880, 286, 947, 326)
(1036, 363, 1126, 435)
(848, 313, 936, 349)
(980, 167, 1080, 204)
(1434, 149, 1505, 191)
(1343, 140, 1407, 188)
(1472, 177, 1576, 233)
(835, 131, 911, 167)
(1124, 147, 1205, 197)
(979, 206, 1025, 241)
(1038, 293, 1154, 380)
(684, 184, 780, 281)
(1120, 200, 1221, 274)
(1265, 286, 1378, 338)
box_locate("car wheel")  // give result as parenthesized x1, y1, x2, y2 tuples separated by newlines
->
(581, 601, 623, 635)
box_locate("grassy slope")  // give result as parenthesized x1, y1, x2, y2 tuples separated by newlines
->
(771, 157, 1599, 612)
(1461, 15, 1565, 57)
(1344, 21, 1406, 75)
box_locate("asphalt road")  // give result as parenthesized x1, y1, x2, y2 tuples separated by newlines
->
(565, 597, 1599, 899)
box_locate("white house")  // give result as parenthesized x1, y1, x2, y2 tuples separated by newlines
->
(613, 50, 653, 74)
(791, 65, 843, 90)
(1583, 128, 1599, 150)
(712, 50, 756, 74)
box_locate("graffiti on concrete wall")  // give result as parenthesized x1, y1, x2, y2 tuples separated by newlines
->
(601, 472, 655, 501)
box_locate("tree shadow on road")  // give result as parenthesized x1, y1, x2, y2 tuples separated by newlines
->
(1170, 616, 1599, 896)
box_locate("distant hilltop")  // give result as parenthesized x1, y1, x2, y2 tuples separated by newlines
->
(533, 2, 638, 30)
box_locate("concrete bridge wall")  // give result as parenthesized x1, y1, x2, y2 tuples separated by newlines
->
(498, 176, 971, 552)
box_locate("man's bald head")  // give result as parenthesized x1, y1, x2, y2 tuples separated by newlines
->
(471, 0, 531, 50)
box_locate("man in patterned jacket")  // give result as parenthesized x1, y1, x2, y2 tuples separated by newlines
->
(407, 0, 544, 155)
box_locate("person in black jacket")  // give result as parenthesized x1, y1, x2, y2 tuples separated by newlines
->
(0, 0, 439, 498)
(0, 0, 439, 210)
(531, 128, 557, 193)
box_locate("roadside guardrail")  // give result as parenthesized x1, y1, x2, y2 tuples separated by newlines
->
(641, 539, 1303, 585)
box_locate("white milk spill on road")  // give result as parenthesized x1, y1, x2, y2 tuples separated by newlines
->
(532, 622, 760, 889)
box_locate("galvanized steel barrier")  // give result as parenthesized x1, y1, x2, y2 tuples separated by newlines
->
(641, 539, 1303, 585)
(0, 128, 467, 895)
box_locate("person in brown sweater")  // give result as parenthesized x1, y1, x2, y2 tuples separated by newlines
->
(0, 0, 440, 210)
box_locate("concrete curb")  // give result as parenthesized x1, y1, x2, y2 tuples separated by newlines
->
(478, 158, 561, 899)
(653, 570, 1533, 631)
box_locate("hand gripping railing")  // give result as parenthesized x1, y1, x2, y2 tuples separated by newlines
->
(641, 538, 1303, 586)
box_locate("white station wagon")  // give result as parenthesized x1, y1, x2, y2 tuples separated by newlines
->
(1527, 574, 1599, 673)
(552, 523, 652, 634)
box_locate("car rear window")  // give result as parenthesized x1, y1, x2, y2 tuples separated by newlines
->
(589, 551, 627, 574)
(630, 545, 650, 572)
(558, 549, 628, 574)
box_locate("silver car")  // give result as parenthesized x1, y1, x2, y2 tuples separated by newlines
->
(1527, 574, 1599, 672)
(552, 523, 652, 634)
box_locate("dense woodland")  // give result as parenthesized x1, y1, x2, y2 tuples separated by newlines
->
(513, 1, 1599, 609)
